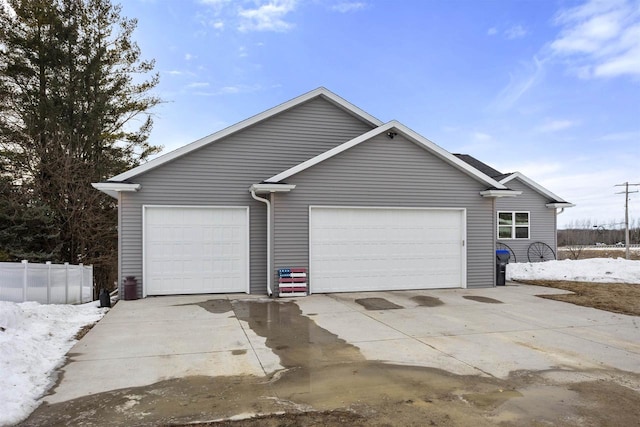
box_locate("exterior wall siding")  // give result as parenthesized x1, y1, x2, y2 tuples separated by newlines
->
(496, 178, 558, 263)
(119, 98, 375, 296)
(272, 133, 496, 289)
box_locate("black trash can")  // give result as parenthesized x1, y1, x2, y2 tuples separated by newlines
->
(496, 249, 510, 286)
(123, 276, 139, 300)
(99, 288, 111, 308)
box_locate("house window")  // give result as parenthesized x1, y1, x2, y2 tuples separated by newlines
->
(498, 211, 530, 239)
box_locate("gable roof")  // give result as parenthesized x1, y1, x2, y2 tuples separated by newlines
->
(454, 155, 572, 205)
(107, 87, 383, 182)
(265, 121, 510, 190)
(499, 172, 571, 204)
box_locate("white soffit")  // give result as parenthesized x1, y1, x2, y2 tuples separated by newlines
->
(480, 189, 522, 198)
(249, 183, 296, 193)
(92, 182, 140, 198)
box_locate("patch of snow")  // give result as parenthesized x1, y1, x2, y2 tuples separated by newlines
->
(0, 300, 107, 426)
(507, 258, 640, 284)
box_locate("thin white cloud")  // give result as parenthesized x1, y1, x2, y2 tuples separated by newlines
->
(187, 82, 210, 88)
(192, 84, 264, 96)
(185, 53, 194, 61)
(550, 0, 640, 78)
(238, 0, 297, 32)
(537, 119, 578, 132)
(487, 27, 498, 36)
(199, 0, 231, 10)
(505, 24, 528, 39)
(473, 132, 492, 142)
(165, 70, 197, 77)
(598, 130, 640, 141)
(491, 0, 639, 112)
(538, 165, 636, 227)
(331, 2, 366, 13)
(490, 56, 546, 111)
(510, 161, 564, 177)
(212, 21, 224, 30)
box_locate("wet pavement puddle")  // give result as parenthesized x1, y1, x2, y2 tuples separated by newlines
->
(20, 298, 640, 427)
(463, 295, 503, 304)
(354, 297, 403, 310)
(411, 295, 444, 307)
(174, 299, 233, 313)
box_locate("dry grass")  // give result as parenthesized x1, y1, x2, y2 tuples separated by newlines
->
(519, 280, 640, 316)
(74, 323, 96, 340)
(558, 248, 640, 261)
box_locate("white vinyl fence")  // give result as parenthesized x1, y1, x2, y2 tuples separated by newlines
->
(0, 260, 93, 304)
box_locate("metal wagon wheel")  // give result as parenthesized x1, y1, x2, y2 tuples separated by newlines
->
(496, 242, 516, 263)
(527, 241, 555, 262)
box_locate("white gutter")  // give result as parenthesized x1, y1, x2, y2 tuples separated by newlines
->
(249, 183, 296, 297)
(546, 202, 575, 208)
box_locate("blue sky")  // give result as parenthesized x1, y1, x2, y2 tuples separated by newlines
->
(120, 0, 640, 229)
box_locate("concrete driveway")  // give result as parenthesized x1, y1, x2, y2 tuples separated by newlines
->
(45, 283, 640, 405)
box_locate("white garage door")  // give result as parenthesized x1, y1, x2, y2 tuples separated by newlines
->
(309, 207, 465, 293)
(144, 206, 249, 295)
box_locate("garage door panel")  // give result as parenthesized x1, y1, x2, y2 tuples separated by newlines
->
(310, 207, 465, 293)
(144, 206, 248, 295)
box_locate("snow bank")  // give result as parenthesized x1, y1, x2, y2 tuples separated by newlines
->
(507, 258, 640, 284)
(0, 301, 106, 426)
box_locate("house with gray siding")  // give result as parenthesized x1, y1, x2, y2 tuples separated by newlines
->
(93, 88, 573, 298)
(454, 155, 574, 263)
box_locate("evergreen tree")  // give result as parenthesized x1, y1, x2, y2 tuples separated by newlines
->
(0, 0, 161, 289)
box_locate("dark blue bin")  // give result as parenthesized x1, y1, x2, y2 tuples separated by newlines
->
(496, 249, 510, 286)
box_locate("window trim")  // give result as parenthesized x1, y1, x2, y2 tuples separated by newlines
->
(497, 211, 530, 240)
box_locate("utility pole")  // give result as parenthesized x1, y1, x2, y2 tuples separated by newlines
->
(615, 182, 639, 260)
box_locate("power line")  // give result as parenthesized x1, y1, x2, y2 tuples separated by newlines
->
(614, 182, 639, 260)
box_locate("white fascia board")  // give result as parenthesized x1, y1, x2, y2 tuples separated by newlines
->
(109, 88, 383, 182)
(92, 182, 140, 198)
(546, 202, 575, 208)
(249, 183, 296, 193)
(318, 88, 383, 127)
(266, 120, 508, 190)
(500, 172, 568, 203)
(480, 189, 522, 198)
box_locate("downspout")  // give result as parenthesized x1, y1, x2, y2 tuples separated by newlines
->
(250, 188, 273, 296)
(555, 208, 565, 254)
